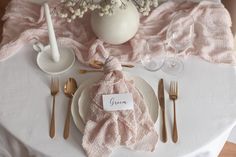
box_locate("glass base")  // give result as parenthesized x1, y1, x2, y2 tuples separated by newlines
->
(161, 57, 184, 75)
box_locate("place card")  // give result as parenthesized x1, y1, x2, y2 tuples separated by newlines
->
(102, 93, 134, 111)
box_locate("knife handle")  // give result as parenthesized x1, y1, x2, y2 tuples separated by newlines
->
(162, 109, 167, 143)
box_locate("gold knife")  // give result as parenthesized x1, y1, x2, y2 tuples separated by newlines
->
(158, 78, 167, 143)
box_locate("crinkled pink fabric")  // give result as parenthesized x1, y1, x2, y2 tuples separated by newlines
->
(0, 0, 235, 65)
(82, 56, 158, 157)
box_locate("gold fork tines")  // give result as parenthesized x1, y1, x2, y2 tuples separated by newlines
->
(169, 81, 178, 143)
(50, 77, 59, 138)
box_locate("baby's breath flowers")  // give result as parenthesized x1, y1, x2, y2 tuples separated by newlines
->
(56, 0, 158, 22)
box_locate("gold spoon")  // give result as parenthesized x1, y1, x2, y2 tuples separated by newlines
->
(122, 64, 135, 68)
(79, 69, 103, 74)
(80, 62, 134, 74)
(89, 60, 134, 69)
(63, 78, 78, 139)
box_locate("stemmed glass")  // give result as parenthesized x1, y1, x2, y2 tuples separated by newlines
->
(161, 11, 194, 75)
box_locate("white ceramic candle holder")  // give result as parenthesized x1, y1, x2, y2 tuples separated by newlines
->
(33, 42, 75, 75)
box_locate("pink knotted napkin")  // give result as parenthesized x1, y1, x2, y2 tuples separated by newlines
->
(82, 56, 158, 157)
(0, 0, 235, 65)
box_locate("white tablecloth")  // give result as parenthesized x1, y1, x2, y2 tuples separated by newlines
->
(0, 45, 236, 157)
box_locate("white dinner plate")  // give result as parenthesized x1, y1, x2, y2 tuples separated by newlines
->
(71, 73, 159, 133)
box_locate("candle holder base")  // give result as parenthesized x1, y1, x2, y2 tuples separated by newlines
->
(36, 45, 75, 75)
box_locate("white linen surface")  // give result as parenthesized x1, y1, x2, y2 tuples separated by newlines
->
(0, 45, 236, 157)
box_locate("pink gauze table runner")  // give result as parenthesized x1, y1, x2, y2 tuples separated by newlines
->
(0, 0, 235, 65)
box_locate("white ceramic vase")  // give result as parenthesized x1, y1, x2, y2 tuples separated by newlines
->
(90, 2, 140, 45)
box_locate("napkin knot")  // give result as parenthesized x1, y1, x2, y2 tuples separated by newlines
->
(104, 56, 122, 73)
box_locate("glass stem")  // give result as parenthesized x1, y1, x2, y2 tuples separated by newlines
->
(169, 49, 179, 67)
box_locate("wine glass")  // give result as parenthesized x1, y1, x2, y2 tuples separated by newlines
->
(161, 11, 194, 75)
(141, 40, 166, 72)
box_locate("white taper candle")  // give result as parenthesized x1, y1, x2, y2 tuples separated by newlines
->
(44, 3, 60, 62)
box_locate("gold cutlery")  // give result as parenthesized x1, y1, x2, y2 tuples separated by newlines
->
(79, 62, 134, 74)
(63, 78, 78, 139)
(50, 77, 59, 138)
(169, 81, 178, 143)
(119, 64, 135, 68)
(89, 60, 103, 69)
(79, 69, 103, 74)
(89, 60, 134, 69)
(158, 78, 167, 143)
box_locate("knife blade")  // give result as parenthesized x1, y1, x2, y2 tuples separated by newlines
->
(158, 78, 167, 142)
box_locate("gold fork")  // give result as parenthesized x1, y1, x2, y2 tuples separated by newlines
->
(169, 81, 178, 143)
(50, 77, 59, 138)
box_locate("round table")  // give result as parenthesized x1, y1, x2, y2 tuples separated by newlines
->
(0, 45, 236, 157)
